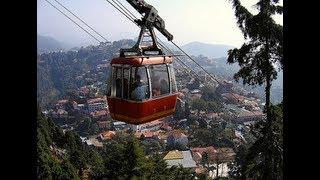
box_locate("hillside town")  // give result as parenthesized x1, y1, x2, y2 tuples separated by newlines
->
(41, 61, 266, 179)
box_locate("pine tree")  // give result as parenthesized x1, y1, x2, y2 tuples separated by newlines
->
(123, 137, 149, 178)
(227, 0, 283, 179)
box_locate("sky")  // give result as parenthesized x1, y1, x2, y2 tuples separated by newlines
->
(37, 0, 283, 48)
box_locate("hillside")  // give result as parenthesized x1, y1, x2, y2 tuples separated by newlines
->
(182, 41, 235, 58)
(37, 107, 194, 179)
(37, 38, 282, 107)
(37, 35, 72, 54)
(37, 39, 135, 108)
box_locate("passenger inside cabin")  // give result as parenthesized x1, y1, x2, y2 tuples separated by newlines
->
(160, 79, 169, 94)
(131, 74, 147, 100)
(152, 76, 161, 96)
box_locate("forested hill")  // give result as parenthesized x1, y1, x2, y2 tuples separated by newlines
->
(37, 108, 194, 179)
(37, 39, 135, 108)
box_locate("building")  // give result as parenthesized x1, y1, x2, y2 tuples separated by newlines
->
(163, 150, 197, 169)
(222, 93, 245, 104)
(215, 148, 236, 163)
(134, 131, 160, 140)
(113, 121, 129, 131)
(190, 93, 202, 100)
(97, 121, 111, 129)
(192, 147, 236, 179)
(160, 123, 173, 131)
(167, 130, 188, 149)
(55, 99, 68, 109)
(216, 81, 233, 94)
(204, 112, 219, 119)
(235, 130, 247, 144)
(90, 109, 109, 120)
(191, 146, 217, 165)
(87, 97, 107, 113)
(243, 99, 259, 111)
(99, 131, 116, 141)
(180, 88, 189, 94)
(190, 89, 201, 94)
(234, 110, 265, 124)
(85, 137, 103, 148)
(55, 100, 77, 111)
(131, 119, 164, 132)
(246, 91, 260, 99)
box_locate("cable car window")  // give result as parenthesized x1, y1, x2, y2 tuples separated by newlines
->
(106, 69, 112, 96)
(149, 64, 170, 97)
(123, 68, 130, 99)
(168, 64, 177, 93)
(130, 67, 150, 101)
(115, 67, 122, 98)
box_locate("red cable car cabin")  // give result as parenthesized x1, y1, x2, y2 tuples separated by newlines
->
(106, 55, 178, 125)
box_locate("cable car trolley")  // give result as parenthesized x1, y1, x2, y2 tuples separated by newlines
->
(106, 0, 178, 124)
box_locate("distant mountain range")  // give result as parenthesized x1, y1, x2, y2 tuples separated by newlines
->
(181, 41, 235, 58)
(37, 35, 73, 54)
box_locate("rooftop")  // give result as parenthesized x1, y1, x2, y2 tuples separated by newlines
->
(191, 146, 217, 162)
(168, 130, 187, 139)
(135, 131, 159, 139)
(163, 150, 183, 160)
(56, 99, 68, 105)
(100, 131, 116, 140)
(90, 110, 108, 117)
(164, 150, 197, 168)
(87, 97, 106, 104)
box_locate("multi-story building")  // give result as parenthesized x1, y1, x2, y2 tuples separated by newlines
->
(87, 96, 107, 113)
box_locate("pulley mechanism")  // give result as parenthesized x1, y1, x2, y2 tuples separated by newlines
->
(120, 0, 173, 57)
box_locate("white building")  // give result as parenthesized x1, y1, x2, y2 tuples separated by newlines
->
(131, 119, 163, 132)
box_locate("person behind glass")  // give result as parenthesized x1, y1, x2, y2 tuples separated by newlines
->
(152, 76, 161, 96)
(131, 74, 146, 100)
(160, 79, 169, 94)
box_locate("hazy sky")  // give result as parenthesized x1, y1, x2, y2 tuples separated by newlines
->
(37, 0, 283, 47)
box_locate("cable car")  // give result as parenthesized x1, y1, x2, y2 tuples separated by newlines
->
(106, 2, 178, 124)
(106, 55, 178, 124)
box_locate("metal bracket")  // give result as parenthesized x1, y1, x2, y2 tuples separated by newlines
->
(120, 24, 163, 57)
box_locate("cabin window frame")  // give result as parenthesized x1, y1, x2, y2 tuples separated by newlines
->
(115, 66, 123, 98)
(122, 67, 130, 99)
(148, 63, 171, 99)
(168, 63, 177, 93)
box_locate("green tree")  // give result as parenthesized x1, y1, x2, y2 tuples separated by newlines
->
(227, 0, 283, 179)
(69, 149, 87, 176)
(201, 152, 210, 170)
(86, 148, 105, 178)
(169, 165, 194, 179)
(227, 0, 283, 120)
(228, 144, 248, 179)
(191, 99, 207, 112)
(123, 137, 149, 178)
(207, 101, 221, 113)
(37, 107, 81, 179)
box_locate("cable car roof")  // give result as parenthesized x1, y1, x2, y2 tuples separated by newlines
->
(110, 55, 173, 66)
